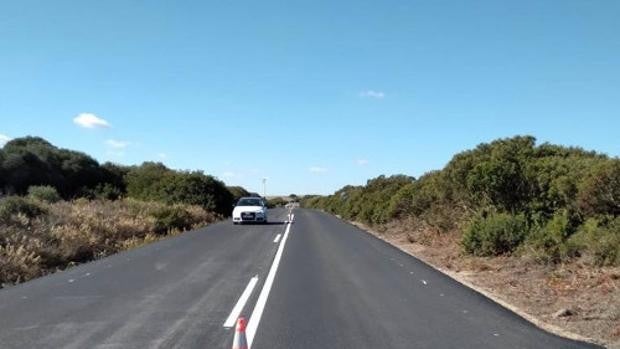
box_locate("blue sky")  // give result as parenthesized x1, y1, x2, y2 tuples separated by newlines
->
(1, 1, 618, 195)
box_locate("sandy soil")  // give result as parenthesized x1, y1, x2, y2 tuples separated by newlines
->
(344, 218, 620, 349)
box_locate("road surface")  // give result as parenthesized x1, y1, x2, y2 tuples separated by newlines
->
(0, 208, 601, 348)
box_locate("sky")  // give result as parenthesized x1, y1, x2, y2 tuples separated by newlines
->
(1, 1, 618, 195)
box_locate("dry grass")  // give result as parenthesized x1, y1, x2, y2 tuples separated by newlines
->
(0, 198, 218, 287)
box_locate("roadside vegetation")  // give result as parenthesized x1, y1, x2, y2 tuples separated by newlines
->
(303, 135, 619, 266)
(266, 196, 289, 208)
(302, 135, 620, 345)
(0, 136, 244, 287)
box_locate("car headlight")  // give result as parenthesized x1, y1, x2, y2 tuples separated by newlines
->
(255, 211, 264, 216)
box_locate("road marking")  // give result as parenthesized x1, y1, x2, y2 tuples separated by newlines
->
(246, 222, 291, 347)
(421, 280, 427, 285)
(273, 234, 281, 243)
(223, 276, 259, 328)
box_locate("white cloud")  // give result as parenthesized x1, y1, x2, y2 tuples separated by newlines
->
(309, 166, 328, 173)
(359, 90, 385, 99)
(73, 113, 110, 128)
(356, 159, 369, 166)
(105, 139, 130, 149)
(0, 134, 11, 147)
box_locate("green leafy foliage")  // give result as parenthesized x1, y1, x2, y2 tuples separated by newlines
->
(124, 162, 234, 216)
(0, 137, 126, 198)
(304, 136, 620, 265)
(462, 212, 528, 256)
(0, 196, 47, 221)
(150, 205, 194, 235)
(569, 216, 620, 266)
(27, 185, 61, 203)
(1, 137, 246, 217)
(577, 160, 620, 217)
(228, 186, 251, 202)
(302, 175, 414, 225)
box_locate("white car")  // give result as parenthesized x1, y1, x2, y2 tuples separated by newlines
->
(232, 197, 268, 224)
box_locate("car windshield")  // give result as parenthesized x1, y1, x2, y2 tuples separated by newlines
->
(237, 198, 263, 207)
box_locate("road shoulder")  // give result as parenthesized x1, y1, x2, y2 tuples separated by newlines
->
(325, 213, 615, 349)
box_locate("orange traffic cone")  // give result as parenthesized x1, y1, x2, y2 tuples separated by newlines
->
(232, 317, 248, 349)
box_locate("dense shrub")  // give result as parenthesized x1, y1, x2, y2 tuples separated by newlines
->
(151, 205, 194, 234)
(267, 197, 288, 208)
(462, 212, 529, 256)
(86, 183, 123, 200)
(0, 196, 47, 220)
(303, 175, 414, 225)
(305, 136, 619, 265)
(522, 210, 580, 263)
(577, 160, 620, 217)
(1, 137, 244, 216)
(570, 216, 620, 266)
(125, 163, 234, 216)
(228, 186, 251, 202)
(0, 137, 125, 198)
(27, 185, 61, 203)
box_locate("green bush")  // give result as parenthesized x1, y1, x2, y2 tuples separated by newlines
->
(577, 160, 620, 217)
(267, 197, 287, 208)
(570, 216, 620, 266)
(86, 183, 123, 200)
(523, 210, 579, 264)
(0, 136, 125, 198)
(125, 163, 235, 216)
(462, 212, 529, 256)
(0, 196, 47, 220)
(150, 205, 193, 235)
(27, 185, 61, 203)
(302, 135, 618, 266)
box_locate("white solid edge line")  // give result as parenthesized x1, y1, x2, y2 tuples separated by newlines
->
(273, 233, 282, 243)
(246, 222, 291, 347)
(223, 276, 259, 328)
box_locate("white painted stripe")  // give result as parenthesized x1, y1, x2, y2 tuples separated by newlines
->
(246, 223, 291, 347)
(223, 276, 259, 328)
(273, 234, 281, 243)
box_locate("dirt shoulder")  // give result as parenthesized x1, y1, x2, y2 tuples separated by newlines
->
(340, 217, 619, 348)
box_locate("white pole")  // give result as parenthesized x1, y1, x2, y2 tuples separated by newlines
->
(262, 178, 267, 197)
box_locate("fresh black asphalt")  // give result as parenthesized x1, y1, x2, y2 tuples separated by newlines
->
(0, 208, 603, 348)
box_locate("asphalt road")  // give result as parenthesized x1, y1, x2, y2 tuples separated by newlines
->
(0, 208, 602, 348)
